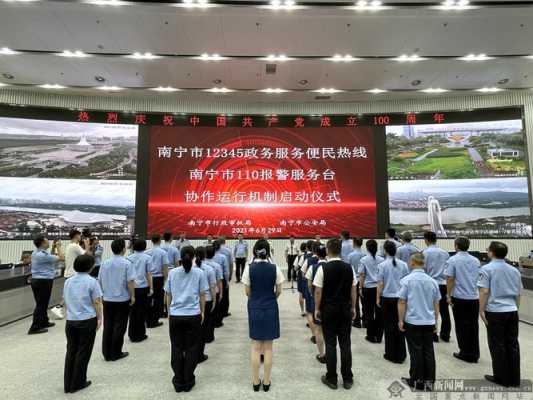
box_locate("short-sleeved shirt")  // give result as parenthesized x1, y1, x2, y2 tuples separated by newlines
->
(341, 240, 354, 263)
(377, 257, 409, 297)
(214, 251, 229, 280)
(164, 266, 209, 316)
(31, 249, 58, 280)
(477, 259, 522, 312)
(127, 251, 152, 289)
(444, 251, 481, 300)
(348, 248, 365, 273)
(199, 262, 217, 302)
(64, 272, 102, 321)
(148, 245, 169, 277)
(98, 255, 136, 302)
(64, 242, 85, 278)
(234, 241, 249, 258)
(399, 269, 441, 325)
(423, 245, 450, 285)
(242, 260, 285, 286)
(306, 259, 326, 281)
(313, 258, 356, 288)
(397, 243, 420, 263)
(358, 254, 384, 288)
(162, 242, 180, 268)
(379, 239, 402, 257)
(220, 245, 234, 268)
(93, 244, 104, 266)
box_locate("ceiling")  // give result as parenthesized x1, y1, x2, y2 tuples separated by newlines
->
(1, 0, 533, 102)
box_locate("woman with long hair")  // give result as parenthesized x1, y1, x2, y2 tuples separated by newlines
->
(165, 245, 208, 393)
(377, 240, 410, 363)
(242, 239, 284, 392)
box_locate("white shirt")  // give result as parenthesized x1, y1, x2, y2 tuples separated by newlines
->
(285, 242, 298, 256)
(241, 260, 285, 286)
(305, 260, 326, 280)
(64, 242, 85, 278)
(312, 257, 357, 288)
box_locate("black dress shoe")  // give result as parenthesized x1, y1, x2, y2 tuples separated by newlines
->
(433, 334, 439, 343)
(70, 380, 92, 393)
(215, 322, 224, 328)
(263, 381, 271, 392)
(28, 328, 48, 335)
(116, 352, 129, 360)
(253, 380, 261, 392)
(321, 375, 338, 390)
(198, 354, 208, 363)
(352, 320, 362, 328)
(343, 381, 353, 390)
(316, 354, 327, 364)
(184, 381, 195, 392)
(224, 313, 232, 317)
(365, 336, 377, 343)
(440, 335, 450, 343)
(484, 375, 505, 386)
(44, 322, 55, 328)
(401, 377, 414, 388)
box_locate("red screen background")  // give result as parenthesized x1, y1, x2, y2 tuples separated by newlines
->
(147, 126, 377, 238)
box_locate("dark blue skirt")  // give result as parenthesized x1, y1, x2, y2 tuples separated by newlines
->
(248, 305, 280, 341)
(297, 271, 305, 293)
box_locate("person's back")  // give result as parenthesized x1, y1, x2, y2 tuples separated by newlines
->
(399, 270, 440, 326)
(397, 243, 420, 263)
(359, 254, 384, 288)
(248, 261, 277, 308)
(64, 272, 101, 321)
(65, 242, 84, 278)
(322, 259, 354, 306)
(127, 251, 152, 289)
(479, 259, 521, 313)
(423, 245, 449, 284)
(166, 267, 206, 315)
(446, 251, 480, 300)
(378, 257, 409, 298)
(98, 255, 134, 302)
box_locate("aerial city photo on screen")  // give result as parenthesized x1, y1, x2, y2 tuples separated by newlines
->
(387, 118, 532, 238)
(0, 117, 138, 239)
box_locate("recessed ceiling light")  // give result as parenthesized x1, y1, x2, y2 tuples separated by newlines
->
(313, 88, 343, 94)
(3, 0, 40, 2)
(2, 73, 14, 80)
(94, 75, 106, 82)
(151, 86, 181, 92)
(267, 0, 297, 10)
(393, 54, 427, 62)
(39, 84, 66, 89)
(439, 0, 470, 10)
(194, 53, 228, 61)
(325, 54, 360, 62)
(205, 87, 234, 93)
(476, 87, 504, 93)
(179, 0, 212, 8)
(259, 54, 293, 62)
(497, 78, 509, 85)
(0, 82, 9, 87)
(259, 88, 290, 93)
(97, 85, 123, 91)
(0, 47, 19, 56)
(458, 53, 493, 61)
(353, 1, 383, 10)
(125, 52, 160, 60)
(298, 79, 309, 86)
(411, 79, 422, 86)
(84, 0, 128, 5)
(212, 79, 222, 85)
(421, 88, 449, 93)
(57, 50, 91, 58)
(365, 88, 388, 94)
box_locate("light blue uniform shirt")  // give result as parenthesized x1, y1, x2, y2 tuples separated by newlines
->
(358, 254, 384, 288)
(214, 251, 229, 281)
(341, 240, 354, 263)
(220, 245, 233, 268)
(31, 249, 58, 280)
(93, 244, 104, 266)
(444, 251, 481, 300)
(477, 259, 522, 312)
(175, 239, 191, 260)
(397, 243, 420, 263)
(348, 248, 365, 271)
(423, 245, 450, 285)
(148, 245, 169, 277)
(64, 273, 102, 321)
(377, 257, 409, 297)
(199, 262, 217, 302)
(164, 267, 209, 316)
(399, 269, 441, 325)
(162, 242, 180, 269)
(98, 255, 136, 302)
(379, 239, 402, 257)
(127, 251, 152, 289)
(234, 241, 248, 259)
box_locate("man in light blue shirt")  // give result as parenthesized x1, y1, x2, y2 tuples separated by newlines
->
(127, 239, 153, 342)
(198, 251, 217, 362)
(477, 241, 522, 387)
(396, 231, 420, 263)
(340, 231, 354, 263)
(205, 245, 224, 328)
(91, 238, 104, 278)
(398, 252, 440, 391)
(445, 236, 481, 363)
(28, 234, 64, 335)
(233, 233, 248, 283)
(98, 238, 135, 361)
(214, 240, 231, 323)
(147, 234, 170, 327)
(422, 231, 450, 342)
(174, 232, 190, 261)
(348, 237, 365, 328)
(162, 232, 180, 269)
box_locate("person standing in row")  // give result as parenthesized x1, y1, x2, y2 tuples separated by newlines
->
(377, 241, 409, 363)
(358, 239, 384, 344)
(63, 254, 102, 394)
(205, 245, 224, 333)
(397, 231, 420, 263)
(64, 229, 90, 280)
(478, 241, 522, 388)
(28, 235, 64, 335)
(233, 233, 249, 283)
(213, 240, 230, 326)
(379, 228, 402, 257)
(340, 231, 353, 263)
(243, 239, 284, 392)
(314, 238, 356, 390)
(127, 239, 153, 343)
(147, 234, 169, 328)
(422, 231, 450, 342)
(98, 239, 136, 361)
(445, 237, 481, 363)
(196, 247, 217, 363)
(302, 240, 320, 344)
(348, 237, 365, 328)
(165, 245, 208, 393)
(285, 235, 299, 288)
(218, 237, 234, 318)
(204, 233, 214, 246)
(175, 232, 190, 263)
(90, 237, 103, 278)
(398, 252, 440, 391)
(162, 232, 180, 270)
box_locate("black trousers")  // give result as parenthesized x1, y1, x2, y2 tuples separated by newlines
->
(486, 311, 520, 387)
(199, 300, 214, 357)
(235, 258, 246, 282)
(321, 303, 353, 383)
(382, 297, 406, 362)
(362, 287, 382, 341)
(170, 315, 202, 391)
(64, 318, 97, 393)
(287, 254, 297, 282)
(354, 282, 363, 322)
(129, 287, 149, 342)
(29, 278, 54, 332)
(438, 285, 451, 340)
(405, 323, 436, 388)
(451, 297, 480, 362)
(102, 301, 130, 361)
(219, 279, 230, 319)
(148, 276, 164, 327)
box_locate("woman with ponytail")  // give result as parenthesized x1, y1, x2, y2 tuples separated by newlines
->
(358, 239, 384, 343)
(164, 245, 209, 393)
(376, 240, 409, 363)
(242, 239, 284, 392)
(195, 246, 217, 363)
